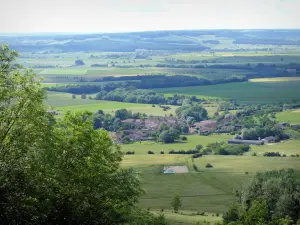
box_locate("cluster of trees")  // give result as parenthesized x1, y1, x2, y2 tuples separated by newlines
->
(93, 109, 145, 132)
(158, 127, 180, 143)
(95, 88, 166, 104)
(91, 74, 246, 89)
(176, 103, 208, 123)
(241, 127, 289, 141)
(0, 45, 166, 224)
(47, 81, 139, 94)
(202, 142, 250, 155)
(223, 169, 300, 224)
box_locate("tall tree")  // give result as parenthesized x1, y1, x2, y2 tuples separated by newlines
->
(171, 193, 182, 213)
(0, 45, 166, 225)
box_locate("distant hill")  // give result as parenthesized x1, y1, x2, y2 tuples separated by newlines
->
(1, 29, 300, 52)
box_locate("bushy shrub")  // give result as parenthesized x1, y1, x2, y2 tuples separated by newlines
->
(169, 149, 200, 154)
(160, 151, 164, 154)
(205, 163, 213, 168)
(192, 153, 203, 158)
(193, 164, 200, 172)
(263, 152, 281, 157)
(148, 150, 155, 154)
(125, 151, 135, 155)
(181, 136, 187, 141)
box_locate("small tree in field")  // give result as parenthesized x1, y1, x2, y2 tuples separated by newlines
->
(81, 93, 86, 99)
(72, 94, 76, 99)
(75, 59, 85, 66)
(171, 193, 182, 213)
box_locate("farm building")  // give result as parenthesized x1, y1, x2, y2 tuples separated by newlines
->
(228, 139, 264, 145)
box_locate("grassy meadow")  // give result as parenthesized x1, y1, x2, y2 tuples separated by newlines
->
(276, 110, 300, 124)
(122, 153, 300, 220)
(46, 92, 178, 116)
(121, 134, 230, 155)
(119, 132, 300, 224)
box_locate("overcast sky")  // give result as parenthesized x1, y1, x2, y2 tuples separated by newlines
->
(1, 0, 299, 33)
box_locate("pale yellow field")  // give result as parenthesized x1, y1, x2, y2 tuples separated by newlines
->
(249, 77, 300, 82)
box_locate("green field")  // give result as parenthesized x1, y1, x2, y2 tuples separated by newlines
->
(122, 154, 300, 219)
(39, 68, 87, 75)
(276, 110, 300, 124)
(154, 81, 300, 104)
(120, 135, 300, 224)
(46, 92, 178, 116)
(250, 140, 300, 156)
(121, 134, 230, 155)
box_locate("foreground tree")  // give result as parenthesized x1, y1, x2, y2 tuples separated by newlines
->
(223, 169, 300, 225)
(0, 45, 167, 225)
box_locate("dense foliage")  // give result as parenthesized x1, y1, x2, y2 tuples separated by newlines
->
(241, 127, 289, 141)
(223, 169, 300, 224)
(202, 142, 250, 155)
(0, 45, 166, 225)
(176, 103, 208, 122)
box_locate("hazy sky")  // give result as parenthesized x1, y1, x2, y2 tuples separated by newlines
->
(1, 0, 299, 33)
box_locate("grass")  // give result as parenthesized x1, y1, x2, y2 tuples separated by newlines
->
(250, 77, 300, 82)
(121, 134, 230, 154)
(249, 140, 300, 156)
(86, 68, 167, 76)
(39, 68, 87, 75)
(153, 210, 222, 225)
(127, 155, 300, 215)
(154, 81, 300, 104)
(276, 110, 300, 124)
(46, 92, 178, 116)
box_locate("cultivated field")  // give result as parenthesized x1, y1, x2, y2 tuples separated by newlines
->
(154, 81, 300, 104)
(123, 154, 300, 218)
(250, 77, 300, 82)
(276, 110, 300, 124)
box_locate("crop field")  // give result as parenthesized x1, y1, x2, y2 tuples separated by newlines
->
(276, 110, 300, 124)
(154, 81, 300, 104)
(120, 135, 300, 222)
(121, 134, 230, 155)
(124, 155, 300, 217)
(250, 77, 300, 82)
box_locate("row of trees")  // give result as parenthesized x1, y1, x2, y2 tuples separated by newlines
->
(94, 88, 202, 105)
